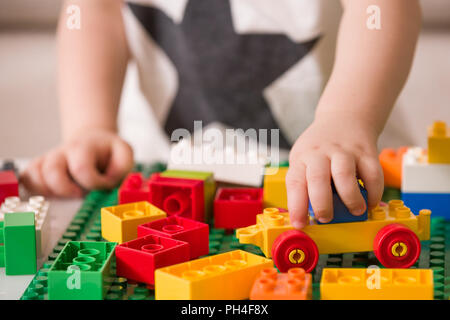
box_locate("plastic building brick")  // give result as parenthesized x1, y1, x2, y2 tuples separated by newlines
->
(402, 192, 450, 218)
(401, 147, 450, 217)
(167, 138, 268, 187)
(320, 268, 433, 300)
(402, 147, 450, 193)
(48, 241, 117, 300)
(379, 146, 408, 188)
(428, 121, 450, 164)
(214, 188, 263, 229)
(155, 250, 273, 300)
(3, 211, 37, 275)
(138, 216, 209, 259)
(160, 170, 216, 221)
(118, 173, 151, 204)
(250, 268, 312, 300)
(101, 201, 166, 244)
(0, 170, 18, 205)
(148, 173, 205, 221)
(237, 201, 430, 272)
(382, 187, 401, 203)
(0, 196, 50, 257)
(263, 167, 288, 209)
(311, 180, 368, 224)
(116, 234, 190, 285)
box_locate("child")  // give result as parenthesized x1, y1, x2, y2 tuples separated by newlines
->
(21, 0, 421, 229)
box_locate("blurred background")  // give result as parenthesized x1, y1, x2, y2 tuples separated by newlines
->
(1, 0, 450, 160)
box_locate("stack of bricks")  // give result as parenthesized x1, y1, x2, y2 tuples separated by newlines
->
(98, 169, 219, 289)
(119, 170, 216, 222)
(401, 121, 450, 218)
(0, 196, 50, 257)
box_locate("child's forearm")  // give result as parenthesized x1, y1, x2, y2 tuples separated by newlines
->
(315, 0, 421, 137)
(58, 0, 129, 141)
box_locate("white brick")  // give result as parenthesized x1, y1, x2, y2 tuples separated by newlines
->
(401, 147, 450, 193)
(0, 196, 50, 257)
(167, 139, 269, 186)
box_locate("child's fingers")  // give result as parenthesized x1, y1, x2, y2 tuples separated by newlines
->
(20, 157, 51, 196)
(305, 155, 333, 223)
(41, 150, 83, 197)
(66, 145, 116, 190)
(286, 162, 309, 229)
(105, 139, 134, 181)
(357, 156, 384, 208)
(331, 153, 366, 215)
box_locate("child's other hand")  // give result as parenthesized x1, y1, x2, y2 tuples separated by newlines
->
(286, 115, 384, 229)
(21, 129, 134, 197)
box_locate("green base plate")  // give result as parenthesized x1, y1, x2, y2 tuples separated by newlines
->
(21, 163, 450, 300)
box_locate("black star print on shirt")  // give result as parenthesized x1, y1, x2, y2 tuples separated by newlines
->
(128, 0, 319, 148)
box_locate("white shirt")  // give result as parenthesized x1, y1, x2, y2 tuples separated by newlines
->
(119, 0, 342, 162)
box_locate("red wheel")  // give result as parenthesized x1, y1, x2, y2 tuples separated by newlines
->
(271, 230, 319, 273)
(373, 223, 421, 268)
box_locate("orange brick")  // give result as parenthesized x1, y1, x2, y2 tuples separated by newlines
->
(379, 147, 408, 188)
(249, 267, 312, 300)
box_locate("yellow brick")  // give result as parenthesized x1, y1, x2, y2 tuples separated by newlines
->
(320, 268, 433, 300)
(263, 167, 288, 209)
(428, 121, 450, 164)
(101, 201, 166, 244)
(155, 250, 273, 300)
(237, 201, 431, 256)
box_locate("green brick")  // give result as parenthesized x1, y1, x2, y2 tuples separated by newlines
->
(160, 170, 216, 221)
(48, 241, 117, 300)
(381, 187, 401, 203)
(4, 212, 37, 275)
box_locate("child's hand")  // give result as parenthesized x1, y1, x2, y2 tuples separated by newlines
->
(21, 129, 134, 197)
(286, 115, 384, 229)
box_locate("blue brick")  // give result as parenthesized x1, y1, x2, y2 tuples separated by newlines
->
(401, 192, 450, 218)
(310, 182, 368, 224)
